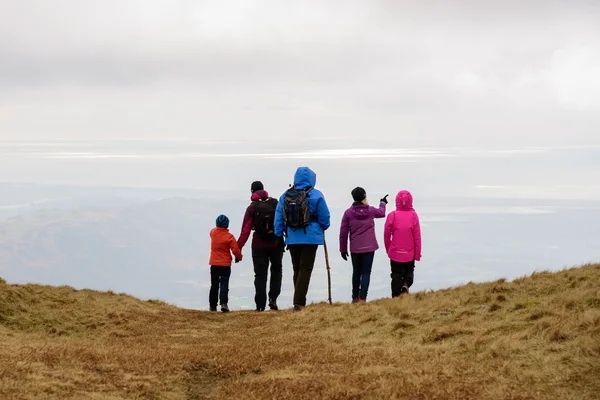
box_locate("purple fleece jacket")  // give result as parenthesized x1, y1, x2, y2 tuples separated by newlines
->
(339, 201, 387, 254)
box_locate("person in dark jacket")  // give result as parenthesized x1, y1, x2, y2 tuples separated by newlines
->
(339, 187, 388, 302)
(274, 167, 331, 312)
(238, 181, 284, 311)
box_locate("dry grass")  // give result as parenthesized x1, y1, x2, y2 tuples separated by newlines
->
(1, 265, 600, 399)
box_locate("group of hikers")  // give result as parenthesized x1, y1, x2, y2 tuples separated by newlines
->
(208, 166, 422, 313)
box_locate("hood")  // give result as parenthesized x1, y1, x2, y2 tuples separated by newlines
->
(293, 167, 316, 190)
(350, 204, 371, 220)
(395, 190, 414, 211)
(250, 189, 269, 201)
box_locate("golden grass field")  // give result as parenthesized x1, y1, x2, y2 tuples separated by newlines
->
(1, 264, 599, 399)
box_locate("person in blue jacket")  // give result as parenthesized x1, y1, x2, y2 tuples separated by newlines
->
(275, 167, 331, 311)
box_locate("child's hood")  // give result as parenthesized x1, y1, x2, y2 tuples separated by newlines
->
(395, 190, 414, 211)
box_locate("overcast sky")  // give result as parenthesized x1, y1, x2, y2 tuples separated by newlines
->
(1, 0, 599, 147)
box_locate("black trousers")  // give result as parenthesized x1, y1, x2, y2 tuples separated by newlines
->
(209, 266, 231, 307)
(351, 251, 375, 299)
(252, 247, 284, 309)
(288, 244, 319, 307)
(390, 260, 415, 297)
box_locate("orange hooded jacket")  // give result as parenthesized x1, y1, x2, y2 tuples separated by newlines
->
(209, 227, 243, 267)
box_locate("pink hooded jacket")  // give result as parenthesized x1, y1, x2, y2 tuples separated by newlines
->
(384, 190, 422, 263)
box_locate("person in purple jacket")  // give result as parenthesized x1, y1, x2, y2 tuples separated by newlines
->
(339, 187, 388, 303)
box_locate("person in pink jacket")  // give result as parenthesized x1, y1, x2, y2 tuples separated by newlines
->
(383, 190, 422, 296)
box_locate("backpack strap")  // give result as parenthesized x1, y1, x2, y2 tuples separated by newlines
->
(304, 187, 314, 234)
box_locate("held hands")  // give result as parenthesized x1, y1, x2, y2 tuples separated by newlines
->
(380, 194, 389, 204)
(341, 252, 349, 261)
(235, 258, 241, 263)
(278, 237, 286, 252)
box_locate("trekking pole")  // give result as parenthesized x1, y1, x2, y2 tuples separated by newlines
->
(323, 233, 333, 305)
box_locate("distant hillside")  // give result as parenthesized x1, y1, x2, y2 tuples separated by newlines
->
(0, 197, 248, 302)
(1, 264, 599, 399)
(2, 183, 600, 311)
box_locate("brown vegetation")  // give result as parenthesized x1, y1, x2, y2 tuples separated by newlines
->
(1, 264, 599, 399)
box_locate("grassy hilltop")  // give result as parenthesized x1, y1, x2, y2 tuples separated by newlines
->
(1, 264, 599, 399)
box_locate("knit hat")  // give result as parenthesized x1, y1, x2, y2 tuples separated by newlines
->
(216, 215, 229, 229)
(251, 181, 264, 193)
(351, 187, 366, 202)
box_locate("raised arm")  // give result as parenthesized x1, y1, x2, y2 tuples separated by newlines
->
(371, 201, 387, 218)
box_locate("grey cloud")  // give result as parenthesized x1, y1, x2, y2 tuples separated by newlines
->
(0, 0, 599, 144)
(2, 0, 597, 88)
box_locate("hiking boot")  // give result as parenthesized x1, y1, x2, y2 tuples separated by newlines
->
(221, 304, 230, 313)
(293, 304, 303, 312)
(400, 285, 410, 295)
(359, 297, 367, 302)
(351, 297, 359, 304)
(256, 307, 265, 312)
(268, 299, 279, 311)
(209, 306, 217, 312)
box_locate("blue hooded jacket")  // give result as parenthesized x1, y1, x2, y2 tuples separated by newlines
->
(274, 167, 331, 245)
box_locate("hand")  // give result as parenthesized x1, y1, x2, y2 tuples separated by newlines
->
(277, 237, 286, 252)
(380, 194, 389, 204)
(235, 258, 241, 263)
(341, 252, 348, 261)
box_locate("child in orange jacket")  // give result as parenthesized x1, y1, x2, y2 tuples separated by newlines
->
(209, 215, 243, 312)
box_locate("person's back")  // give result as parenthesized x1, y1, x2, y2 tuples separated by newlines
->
(340, 191, 387, 255)
(208, 215, 243, 312)
(384, 190, 422, 297)
(384, 190, 421, 263)
(210, 226, 241, 267)
(274, 166, 330, 311)
(339, 187, 387, 302)
(238, 181, 280, 251)
(237, 181, 284, 312)
(275, 167, 330, 246)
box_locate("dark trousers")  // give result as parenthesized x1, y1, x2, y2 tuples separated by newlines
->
(390, 260, 415, 297)
(351, 251, 375, 299)
(209, 266, 231, 308)
(288, 244, 319, 307)
(252, 247, 284, 309)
